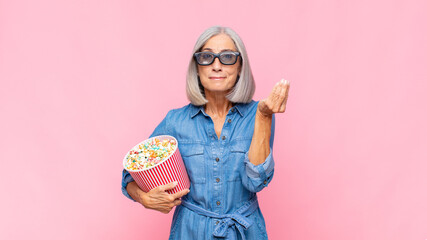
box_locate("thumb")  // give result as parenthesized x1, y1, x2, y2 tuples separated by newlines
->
(258, 99, 266, 109)
(159, 181, 178, 192)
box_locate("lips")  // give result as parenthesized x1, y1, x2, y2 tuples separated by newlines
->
(209, 76, 226, 80)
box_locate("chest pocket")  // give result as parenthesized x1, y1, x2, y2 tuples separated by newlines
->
(227, 139, 252, 182)
(179, 143, 206, 184)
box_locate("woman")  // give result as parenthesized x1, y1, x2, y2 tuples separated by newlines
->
(121, 25, 290, 239)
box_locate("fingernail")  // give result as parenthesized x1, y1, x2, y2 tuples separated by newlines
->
(173, 181, 178, 186)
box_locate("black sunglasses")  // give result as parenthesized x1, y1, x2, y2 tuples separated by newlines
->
(194, 51, 241, 66)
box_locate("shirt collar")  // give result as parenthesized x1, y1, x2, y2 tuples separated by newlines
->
(190, 102, 248, 119)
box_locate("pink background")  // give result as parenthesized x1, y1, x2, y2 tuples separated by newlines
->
(1, 0, 426, 239)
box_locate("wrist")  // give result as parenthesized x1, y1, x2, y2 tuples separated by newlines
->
(127, 181, 144, 203)
(139, 191, 149, 208)
(256, 106, 273, 120)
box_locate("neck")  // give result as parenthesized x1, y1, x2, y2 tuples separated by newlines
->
(204, 90, 234, 118)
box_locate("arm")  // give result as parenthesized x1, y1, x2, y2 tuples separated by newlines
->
(127, 181, 189, 214)
(121, 110, 189, 213)
(242, 79, 290, 192)
(247, 109, 273, 166)
(249, 79, 290, 165)
(121, 110, 172, 200)
(242, 114, 275, 192)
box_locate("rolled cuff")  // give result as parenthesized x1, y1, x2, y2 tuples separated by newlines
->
(121, 169, 136, 202)
(244, 147, 275, 188)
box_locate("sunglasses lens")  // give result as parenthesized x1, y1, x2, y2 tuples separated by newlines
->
(219, 53, 238, 65)
(196, 52, 214, 65)
(195, 52, 239, 65)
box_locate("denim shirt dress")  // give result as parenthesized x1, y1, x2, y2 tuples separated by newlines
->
(121, 100, 275, 240)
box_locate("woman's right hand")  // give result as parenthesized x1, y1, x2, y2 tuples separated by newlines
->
(126, 181, 190, 214)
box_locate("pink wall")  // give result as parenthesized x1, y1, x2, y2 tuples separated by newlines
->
(1, 0, 426, 239)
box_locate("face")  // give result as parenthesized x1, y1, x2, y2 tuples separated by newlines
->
(197, 34, 241, 95)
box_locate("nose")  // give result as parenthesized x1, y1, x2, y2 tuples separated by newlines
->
(211, 57, 222, 72)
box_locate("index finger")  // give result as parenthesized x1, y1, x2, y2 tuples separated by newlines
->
(172, 189, 190, 200)
(156, 181, 178, 192)
(279, 80, 290, 110)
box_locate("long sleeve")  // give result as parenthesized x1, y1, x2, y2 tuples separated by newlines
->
(121, 110, 173, 201)
(242, 114, 275, 193)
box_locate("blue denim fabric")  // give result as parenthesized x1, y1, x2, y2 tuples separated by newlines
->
(121, 100, 275, 239)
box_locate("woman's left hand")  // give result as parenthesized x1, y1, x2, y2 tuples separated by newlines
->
(257, 79, 290, 117)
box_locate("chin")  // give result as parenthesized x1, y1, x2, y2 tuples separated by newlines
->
(204, 86, 233, 94)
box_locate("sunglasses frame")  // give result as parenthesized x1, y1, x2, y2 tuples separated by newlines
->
(194, 51, 241, 66)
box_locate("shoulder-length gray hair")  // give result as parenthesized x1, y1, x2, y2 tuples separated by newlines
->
(186, 26, 256, 106)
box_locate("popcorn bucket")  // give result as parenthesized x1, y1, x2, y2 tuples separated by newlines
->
(123, 135, 190, 194)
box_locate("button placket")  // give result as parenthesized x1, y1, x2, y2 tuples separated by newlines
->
(212, 140, 222, 213)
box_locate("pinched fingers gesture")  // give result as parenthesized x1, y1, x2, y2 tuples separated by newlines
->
(258, 79, 290, 117)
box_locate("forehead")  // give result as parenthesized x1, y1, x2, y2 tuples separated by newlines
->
(202, 34, 237, 52)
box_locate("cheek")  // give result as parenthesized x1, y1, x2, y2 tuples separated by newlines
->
(230, 63, 241, 75)
(227, 67, 240, 78)
(198, 66, 211, 78)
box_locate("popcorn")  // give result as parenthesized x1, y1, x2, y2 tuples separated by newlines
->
(124, 137, 177, 171)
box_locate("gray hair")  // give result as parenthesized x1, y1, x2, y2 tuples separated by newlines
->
(186, 26, 256, 106)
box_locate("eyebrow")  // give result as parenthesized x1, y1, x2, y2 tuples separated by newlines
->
(201, 48, 236, 52)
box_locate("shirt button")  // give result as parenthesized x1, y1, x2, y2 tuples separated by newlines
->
(216, 201, 221, 206)
(263, 180, 268, 185)
(227, 119, 232, 123)
(215, 220, 220, 225)
(222, 136, 226, 140)
(231, 108, 235, 112)
(216, 178, 220, 182)
(215, 157, 219, 162)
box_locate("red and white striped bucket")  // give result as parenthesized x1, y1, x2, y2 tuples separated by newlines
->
(123, 135, 190, 194)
